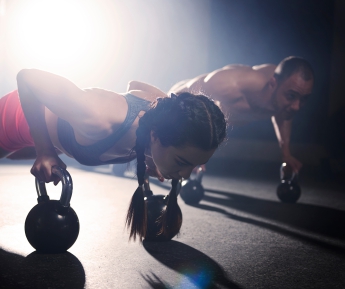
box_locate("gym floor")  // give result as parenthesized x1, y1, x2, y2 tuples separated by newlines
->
(1, 157, 345, 289)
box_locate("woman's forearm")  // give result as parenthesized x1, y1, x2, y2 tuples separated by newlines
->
(17, 69, 68, 183)
(17, 71, 55, 154)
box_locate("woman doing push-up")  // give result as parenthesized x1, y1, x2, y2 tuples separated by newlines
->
(0, 69, 227, 241)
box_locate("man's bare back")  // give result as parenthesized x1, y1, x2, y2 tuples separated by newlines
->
(169, 64, 279, 125)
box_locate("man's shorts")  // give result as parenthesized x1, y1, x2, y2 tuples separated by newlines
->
(0, 90, 34, 151)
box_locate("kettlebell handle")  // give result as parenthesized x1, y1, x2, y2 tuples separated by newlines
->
(195, 166, 204, 183)
(35, 166, 73, 208)
(280, 162, 298, 182)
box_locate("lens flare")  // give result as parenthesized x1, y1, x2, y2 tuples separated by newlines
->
(177, 267, 213, 288)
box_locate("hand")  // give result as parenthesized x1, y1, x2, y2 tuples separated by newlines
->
(192, 164, 206, 174)
(31, 150, 67, 185)
(282, 154, 302, 173)
(146, 166, 165, 182)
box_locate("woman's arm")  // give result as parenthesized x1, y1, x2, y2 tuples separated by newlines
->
(17, 69, 112, 183)
(16, 69, 73, 183)
(17, 69, 101, 126)
(127, 80, 166, 98)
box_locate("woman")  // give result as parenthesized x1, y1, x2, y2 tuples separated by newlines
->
(0, 69, 227, 241)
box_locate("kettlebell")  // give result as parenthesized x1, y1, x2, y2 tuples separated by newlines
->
(276, 162, 301, 203)
(143, 174, 168, 241)
(25, 166, 80, 253)
(143, 175, 181, 241)
(180, 166, 205, 205)
(145, 194, 171, 241)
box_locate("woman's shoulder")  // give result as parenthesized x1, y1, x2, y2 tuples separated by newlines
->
(127, 81, 167, 99)
(127, 89, 167, 103)
(83, 87, 120, 96)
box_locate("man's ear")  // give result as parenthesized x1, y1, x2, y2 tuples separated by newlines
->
(268, 77, 277, 89)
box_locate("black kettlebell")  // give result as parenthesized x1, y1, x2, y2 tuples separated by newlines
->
(143, 176, 181, 241)
(25, 166, 80, 253)
(180, 167, 204, 205)
(145, 193, 171, 242)
(276, 162, 301, 203)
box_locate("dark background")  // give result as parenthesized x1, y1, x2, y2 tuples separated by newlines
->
(1, 0, 344, 175)
(208, 0, 334, 145)
(205, 0, 344, 178)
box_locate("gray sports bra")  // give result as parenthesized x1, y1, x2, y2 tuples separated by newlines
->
(57, 93, 151, 166)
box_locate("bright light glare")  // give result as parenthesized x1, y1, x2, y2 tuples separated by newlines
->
(0, 0, 5, 16)
(6, 0, 119, 82)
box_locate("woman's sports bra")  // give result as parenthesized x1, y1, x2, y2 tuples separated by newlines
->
(57, 93, 151, 166)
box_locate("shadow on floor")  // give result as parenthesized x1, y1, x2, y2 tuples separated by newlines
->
(125, 174, 345, 254)
(142, 240, 242, 289)
(0, 249, 85, 289)
(194, 188, 345, 253)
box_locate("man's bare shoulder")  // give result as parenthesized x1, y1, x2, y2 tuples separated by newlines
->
(207, 64, 273, 93)
(221, 64, 251, 70)
(205, 65, 251, 82)
(220, 63, 276, 75)
(207, 64, 267, 83)
(252, 63, 277, 77)
(252, 63, 276, 70)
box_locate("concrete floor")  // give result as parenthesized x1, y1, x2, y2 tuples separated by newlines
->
(1, 159, 345, 289)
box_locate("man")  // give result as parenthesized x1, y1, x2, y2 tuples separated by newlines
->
(167, 56, 314, 173)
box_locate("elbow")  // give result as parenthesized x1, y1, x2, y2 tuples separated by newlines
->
(17, 68, 40, 83)
(17, 69, 29, 80)
(16, 69, 32, 86)
(127, 80, 138, 91)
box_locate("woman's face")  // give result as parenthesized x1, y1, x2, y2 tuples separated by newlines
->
(148, 132, 215, 180)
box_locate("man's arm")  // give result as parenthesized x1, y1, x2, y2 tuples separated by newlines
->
(271, 116, 302, 172)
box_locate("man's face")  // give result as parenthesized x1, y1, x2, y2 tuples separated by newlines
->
(272, 73, 314, 120)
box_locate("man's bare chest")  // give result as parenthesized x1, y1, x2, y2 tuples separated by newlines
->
(219, 91, 273, 124)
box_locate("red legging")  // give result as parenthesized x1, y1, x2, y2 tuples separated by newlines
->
(0, 90, 34, 151)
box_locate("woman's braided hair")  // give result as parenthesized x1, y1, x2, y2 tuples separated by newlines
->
(125, 92, 226, 241)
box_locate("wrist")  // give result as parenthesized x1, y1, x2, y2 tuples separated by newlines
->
(281, 147, 291, 158)
(35, 145, 57, 156)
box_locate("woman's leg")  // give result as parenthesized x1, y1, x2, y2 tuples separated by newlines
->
(5, 147, 37, 160)
(6, 147, 64, 160)
(0, 147, 12, 159)
(0, 90, 35, 159)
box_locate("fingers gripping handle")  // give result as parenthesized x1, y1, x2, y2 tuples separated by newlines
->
(52, 166, 73, 207)
(196, 166, 204, 183)
(35, 166, 73, 208)
(280, 162, 298, 182)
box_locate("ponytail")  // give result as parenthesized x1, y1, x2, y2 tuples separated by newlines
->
(125, 129, 148, 241)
